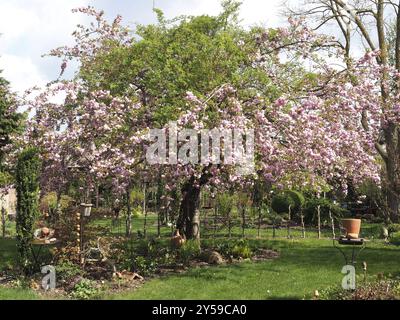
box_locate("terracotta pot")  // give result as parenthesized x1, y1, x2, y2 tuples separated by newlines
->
(341, 219, 361, 239)
(171, 230, 185, 248)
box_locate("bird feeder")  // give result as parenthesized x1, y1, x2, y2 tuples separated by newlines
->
(81, 203, 93, 217)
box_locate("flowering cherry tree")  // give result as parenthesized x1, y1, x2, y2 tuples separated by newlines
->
(17, 6, 393, 240)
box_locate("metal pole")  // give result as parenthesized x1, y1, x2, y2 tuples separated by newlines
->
(80, 211, 84, 265)
(1, 206, 6, 238)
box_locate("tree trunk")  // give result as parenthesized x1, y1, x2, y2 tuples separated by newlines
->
(317, 205, 321, 239)
(95, 183, 99, 208)
(241, 207, 246, 238)
(125, 187, 132, 237)
(157, 210, 161, 238)
(385, 124, 400, 223)
(143, 182, 147, 238)
(176, 179, 201, 240)
(287, 205, 291, 239)
(176, 167, 212, 240)
(257, 207, 262, 238)
(329, 209, 336, 239)
(301, 214, 306, 239)
(213, 205, 217, 239)
(228, 210, 232, 238)
(143, 211, 148, 239)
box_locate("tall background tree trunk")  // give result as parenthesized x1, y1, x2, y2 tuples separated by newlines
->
(385, 125, 400, 222)
(125, 186, 132, 237)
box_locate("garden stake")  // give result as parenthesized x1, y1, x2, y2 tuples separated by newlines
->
(317, 205, 321, 239)
(1, 206, 5, 239)
(362, 261, 367, 284)
(329, 209, 336, 239)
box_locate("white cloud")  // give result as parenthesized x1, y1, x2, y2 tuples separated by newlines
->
(0, 54, 46, 93)
(239, 0, 286, 27)
(0, 3, 39, 45)
(158, 0, 286, 27)
(0, 0, 89, 93)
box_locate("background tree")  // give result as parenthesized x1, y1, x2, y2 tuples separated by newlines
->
(0, 70, 23, 238)
(44, 1, 271, 240)
(287, 0, 400, 222)
(27, 2, 385, 242)
(0, 71, 23, 169)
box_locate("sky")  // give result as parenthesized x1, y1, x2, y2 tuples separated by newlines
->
(0, 0, 287, 94)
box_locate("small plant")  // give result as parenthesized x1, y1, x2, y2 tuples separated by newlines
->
(56, 261, 84, 282)
(231, 239, 252, 259)
(215, 239, 253, 259)
(70, 278, 99, 300)
(178, 240, 201, 265)
(217, 193, 237, 238)
(111, 238, 170, 276)
(320, 279, 400, 300)
(388, 224, 400, 235)
(132, 256, 157, 276)
(389, 231, 400, 245)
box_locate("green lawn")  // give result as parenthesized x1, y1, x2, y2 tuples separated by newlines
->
(0, 238, 39, 299)
(105, 238, 400, 300)
(1, 219, 399, 300)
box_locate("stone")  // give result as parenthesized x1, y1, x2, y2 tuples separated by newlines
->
(381, 227, 389, 240)
(207, 251, 224, 265)
(252, 249, 279, 262)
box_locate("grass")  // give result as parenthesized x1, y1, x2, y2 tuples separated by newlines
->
(1, 217, 399, 300)
(0, 238, 39, 300)
(0, 287, 38, 300)
(105, 238, 400, 300)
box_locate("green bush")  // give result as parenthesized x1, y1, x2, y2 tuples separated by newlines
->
(130, 188, 144, 207)
(132, 256, 158, 276)
(15, 147, 42, 274)
(70, 278, 99, 300)
(389, 231, 400, 245)
(112, 238, 170, 275)
(388, 224, 400, 235)
(217, 193, 236, 216)
(215, 239, 252, 259)
(303, 197, 348, 225)
(271, 193, 295, 214)
(0, 171, 12, 187)
(40, 192, 73, 213)
(286, 190, 305, 209)
(271, 190, 304, 215)
(178, 240, 201, 265)
(132, 207, 143, 218)
(231, 240, 252, 259)
(56, 261, 84, 281)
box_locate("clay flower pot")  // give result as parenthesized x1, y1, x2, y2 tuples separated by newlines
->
(341, 218, 361, 239)
(171, 230, 185, 248)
